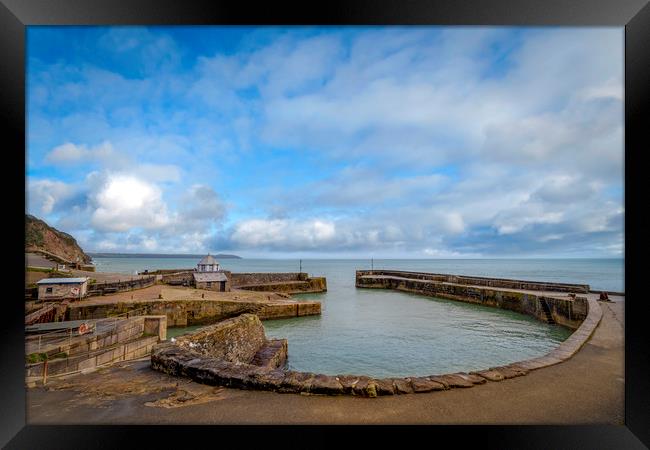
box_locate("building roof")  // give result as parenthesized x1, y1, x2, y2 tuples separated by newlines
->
(193, 272, 228, 283)
(198, 254, 219, 266)
(36, 277, 89, 285)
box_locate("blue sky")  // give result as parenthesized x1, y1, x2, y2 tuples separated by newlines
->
(26, 26, 624, 258)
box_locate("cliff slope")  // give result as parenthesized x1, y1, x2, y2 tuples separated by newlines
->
(25, 214, 92, 264)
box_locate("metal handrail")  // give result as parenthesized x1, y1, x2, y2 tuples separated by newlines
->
(27, 307, 150, 353)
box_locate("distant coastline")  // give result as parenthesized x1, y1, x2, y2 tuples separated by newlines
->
(88, 253, 242, 259)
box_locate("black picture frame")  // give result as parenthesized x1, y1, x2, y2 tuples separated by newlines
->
(2, 0, 648, 447)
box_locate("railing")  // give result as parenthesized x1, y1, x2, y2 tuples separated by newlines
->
(25, 304, 56, 325)
(27, 307, 149, 354)
(87, 276, 156, 296)
(26, 307, 152, 385)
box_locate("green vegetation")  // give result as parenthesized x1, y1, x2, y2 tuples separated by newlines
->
(26, 351, 69, 364)
(26, 353, 48, 364)
(25, 226, 45, 247)
(26, 267, 53, 273)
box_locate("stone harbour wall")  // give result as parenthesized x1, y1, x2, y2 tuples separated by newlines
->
(236, 277, 327, 294)
(231, 272, 308, 286)
(356, 272, 587, 329)
(67, 298, 321, 327)
(175, 314, 267, 364)
(356, 270, 590, 294)
(151, 293, 602, 398)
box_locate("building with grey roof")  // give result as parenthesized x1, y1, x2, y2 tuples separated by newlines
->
(36, 277, 89, 301)
(194, 254, 230, 292)
(197, 254, 220, 272)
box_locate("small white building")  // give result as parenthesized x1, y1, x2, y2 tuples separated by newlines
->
(36, 277, 89, 301)
(193, 254, 230, 292)
(196, 254, 220, 272)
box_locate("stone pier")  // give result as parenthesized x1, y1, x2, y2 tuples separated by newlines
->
(355, 270, 590, 329)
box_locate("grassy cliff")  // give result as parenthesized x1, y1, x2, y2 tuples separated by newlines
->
(25, 214, 92, 264)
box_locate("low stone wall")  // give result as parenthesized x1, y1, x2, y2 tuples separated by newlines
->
(175, 314, 267, 363)
(356, 272, 587, 329)
(160, 271, 194, 285)
(236, 277, 327, 294)
(144, 316, 167, 341)
(88, 276, 156, 296)
(356, 270, 590, 294)
(153, 314, 287, 377)
(231, 272, 308, 286)
(67, 298, 321, 327)
(149, 269, 194, 275)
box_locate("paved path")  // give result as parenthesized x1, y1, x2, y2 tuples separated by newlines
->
(26, 299, 624, 425)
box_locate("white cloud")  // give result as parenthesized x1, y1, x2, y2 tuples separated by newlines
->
(45, 141, 117, 166)
(26, 27, 624, 257)
(27, 179, 76, 215)
(90, 174, 170, 232)
(231, 218, 336, 249)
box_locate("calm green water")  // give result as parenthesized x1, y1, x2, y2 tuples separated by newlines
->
(94, 257, 621, 378)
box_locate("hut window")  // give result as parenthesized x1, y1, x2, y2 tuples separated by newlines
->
(46, 287, 53, 293)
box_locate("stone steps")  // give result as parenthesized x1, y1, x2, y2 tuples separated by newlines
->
(539, 298, 556, 324)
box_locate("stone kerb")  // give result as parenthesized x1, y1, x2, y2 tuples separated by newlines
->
(151, 283, 603, 398)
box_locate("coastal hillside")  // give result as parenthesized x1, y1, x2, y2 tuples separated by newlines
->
(88, 253, 242, 259)
(25, 214, 92, 264)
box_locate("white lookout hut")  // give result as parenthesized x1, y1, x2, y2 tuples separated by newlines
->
(197, 254, 220, 272)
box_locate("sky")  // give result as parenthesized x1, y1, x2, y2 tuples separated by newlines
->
(26, 26, 624, 258)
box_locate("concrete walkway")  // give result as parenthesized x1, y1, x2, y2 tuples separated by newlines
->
(26, 299, 624, 425)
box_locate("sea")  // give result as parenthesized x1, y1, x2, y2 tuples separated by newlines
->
(92, 257, 624, 378)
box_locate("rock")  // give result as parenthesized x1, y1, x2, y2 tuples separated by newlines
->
(427, 376, 450, 389)
(471, 370, 505, 382)
(309, 374, 344, 395)
(490, 365, 527, 379)
(249, 369, 286, 390)
(336, 375, 361, 394)
(432, 374, 474, 388)
(203, 361, 252, 388)
(506, 364, 529, 375)
(454, 372, 486, 385)
(375, 378, 396, 396)
(352, 376, 373, 396)
(347, 378, 379, 398)
(392, 378, 414, 394)
(279, 371, 315, 393)
(411, 377, 446, 393)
